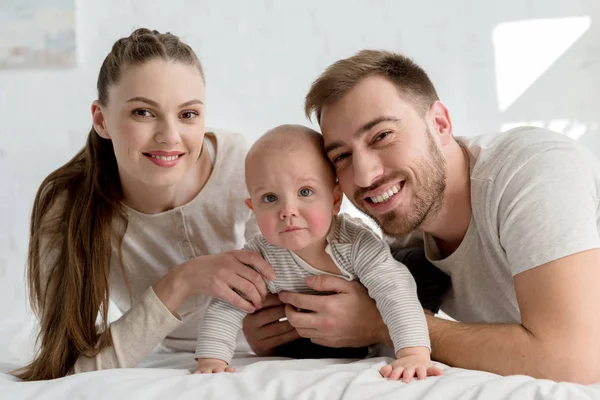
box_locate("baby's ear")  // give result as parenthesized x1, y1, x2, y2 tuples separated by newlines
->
(244, 198, 254, 210)
(333, 183, 343, 214)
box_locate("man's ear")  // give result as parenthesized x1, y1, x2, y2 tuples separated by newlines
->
(244, 198, 254, 211)
(92, 101, 110, 139)
(333, 183, 343, 215)
(428, 100, 453, 146)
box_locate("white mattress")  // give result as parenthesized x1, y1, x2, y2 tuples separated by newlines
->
(2, 317, 600, 400)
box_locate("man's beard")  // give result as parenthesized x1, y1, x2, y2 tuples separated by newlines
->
(355, 129, 447, 236)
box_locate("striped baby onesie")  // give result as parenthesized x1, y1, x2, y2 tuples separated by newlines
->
(195, 213, 430, 362)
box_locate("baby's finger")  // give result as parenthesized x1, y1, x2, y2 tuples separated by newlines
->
(402, 366, 416, 383)
(225, 366, 236, 373)
(380, 364, 392, 378)
(416, 366, 427, 380)
(428, 366, 445, 376)
(389, 366, 404, 381)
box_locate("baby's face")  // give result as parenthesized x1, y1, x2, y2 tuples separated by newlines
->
(246, 147, 340, 251)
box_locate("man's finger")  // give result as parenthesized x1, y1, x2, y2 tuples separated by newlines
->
(305, 274, 354, 293)
(234, 250, 275, 280)
(285, 304, 325, 329)
(295, 327, 320, 339)
(259, 320, 296, 341)
(250, 305, 287, 327)
(261, 293, 284, 308)
(278, 291, 324, 312)
(259, 329, 301, 351)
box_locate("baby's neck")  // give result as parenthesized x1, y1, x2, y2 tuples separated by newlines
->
(291, 239, 342, 276)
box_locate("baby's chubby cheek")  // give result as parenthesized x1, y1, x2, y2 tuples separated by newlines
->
(257, 218, 279, 243)
(305, 212, 334, 236)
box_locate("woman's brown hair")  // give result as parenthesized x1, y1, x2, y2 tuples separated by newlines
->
(15, 28, 204, 381)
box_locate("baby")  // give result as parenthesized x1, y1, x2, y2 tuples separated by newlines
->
(194, 125, 443, 381)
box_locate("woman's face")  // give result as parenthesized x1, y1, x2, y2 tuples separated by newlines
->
(92, 59, 206, 191)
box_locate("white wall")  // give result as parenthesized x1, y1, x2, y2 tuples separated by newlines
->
(1, 0, 598, 319)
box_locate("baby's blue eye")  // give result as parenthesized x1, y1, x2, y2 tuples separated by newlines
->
(299, 188, 313, 197)
(262, 194, 278, 203)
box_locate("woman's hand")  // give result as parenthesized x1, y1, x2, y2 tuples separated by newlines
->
(153, 250, 275, 314)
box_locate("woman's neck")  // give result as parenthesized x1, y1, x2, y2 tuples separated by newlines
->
(121, 141, 213, 214)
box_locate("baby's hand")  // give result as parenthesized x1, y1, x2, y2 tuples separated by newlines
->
(379, 347, 443, 382)
(194, 358, 235, 374)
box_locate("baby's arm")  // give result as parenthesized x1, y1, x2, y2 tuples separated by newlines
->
(195, 237, 273, 373)
(352, 230, 443, 382)
(195, 296, 247, 374)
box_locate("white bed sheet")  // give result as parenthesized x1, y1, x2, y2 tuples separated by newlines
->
(2, 317, 600, 400)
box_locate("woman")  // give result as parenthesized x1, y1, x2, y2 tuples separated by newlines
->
(16, 28, 283, 381)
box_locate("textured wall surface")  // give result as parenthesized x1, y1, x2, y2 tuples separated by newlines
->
(0, 0, 598, 319)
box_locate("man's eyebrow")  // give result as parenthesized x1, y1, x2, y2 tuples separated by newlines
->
(324, 116, 401, 155)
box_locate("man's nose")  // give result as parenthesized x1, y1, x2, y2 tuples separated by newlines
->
(353, 151, 384, 188)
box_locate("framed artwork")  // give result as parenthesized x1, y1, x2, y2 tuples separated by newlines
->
(0, 0, 76, 69)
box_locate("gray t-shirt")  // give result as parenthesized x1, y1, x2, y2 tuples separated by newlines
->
(393, 127, 600, 324)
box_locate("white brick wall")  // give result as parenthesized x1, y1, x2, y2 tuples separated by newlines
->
(1, 0, 598, 319)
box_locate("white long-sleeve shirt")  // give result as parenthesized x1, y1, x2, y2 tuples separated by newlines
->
(38, 130, 259, 373)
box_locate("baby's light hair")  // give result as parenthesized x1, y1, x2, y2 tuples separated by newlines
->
(245, 124, 336, 190)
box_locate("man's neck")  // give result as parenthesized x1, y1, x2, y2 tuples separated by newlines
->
(421, 140, 472, 257)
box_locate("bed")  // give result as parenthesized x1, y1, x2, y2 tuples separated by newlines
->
(2, 317, 600, 400)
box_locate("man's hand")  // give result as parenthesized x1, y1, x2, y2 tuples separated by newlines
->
(278, 275, 390, 348)
(242, 294, 301, 356)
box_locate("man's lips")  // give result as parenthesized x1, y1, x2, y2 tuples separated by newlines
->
(362, 181, 405, 204)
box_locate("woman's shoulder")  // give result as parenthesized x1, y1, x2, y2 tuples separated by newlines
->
(208, 128, 251, 156)
(197, 128, 251, 198)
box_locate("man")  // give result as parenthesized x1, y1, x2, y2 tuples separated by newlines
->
(243, 50, 600, 384)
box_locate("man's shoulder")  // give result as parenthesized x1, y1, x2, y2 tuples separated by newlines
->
(458, 127, 594, 182)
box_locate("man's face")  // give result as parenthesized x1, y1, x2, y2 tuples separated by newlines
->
(320, 75, 447, 236)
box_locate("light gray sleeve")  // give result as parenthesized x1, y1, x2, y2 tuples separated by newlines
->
(195, 297, 247, 363)
(352, 229, 431, 354)
(195, 237, 265, 363)
(497, 144, 600, 276)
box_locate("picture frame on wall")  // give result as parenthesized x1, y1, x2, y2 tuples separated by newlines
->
(0, 0, 76, 69)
